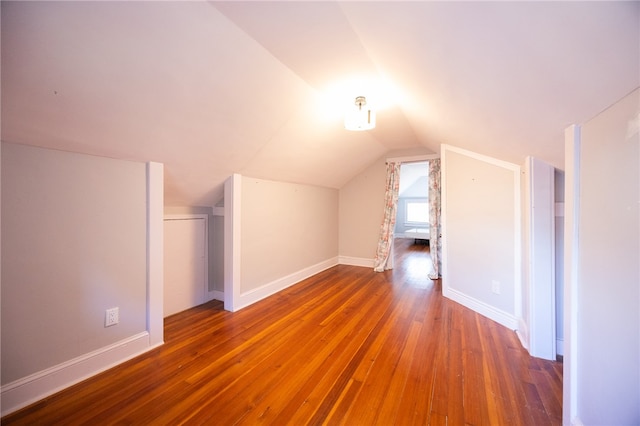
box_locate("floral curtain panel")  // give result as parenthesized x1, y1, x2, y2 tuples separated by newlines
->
(428, 158, 442, 279)
(373, 161, 401, 272)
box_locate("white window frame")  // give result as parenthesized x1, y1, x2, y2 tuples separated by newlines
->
(404, 197, 429, 227)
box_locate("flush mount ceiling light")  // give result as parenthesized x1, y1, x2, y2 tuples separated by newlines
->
(344, 96, 376, 131)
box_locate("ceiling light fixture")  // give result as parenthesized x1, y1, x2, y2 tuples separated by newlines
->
(344, 96, 375, 131)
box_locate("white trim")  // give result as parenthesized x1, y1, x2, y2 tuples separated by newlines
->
(444, 287, 519, 330)
(234, 257, 338, 311)
(386, 153, 439, 164)
(441, 146, 449, 297)
(513, 160, 523, 321)
(164, 213, 208, 220)
(564, 124, 581, 425)
(224, 174, 242, 312)
(339, 256, 375, 268)
(556, 338, 564, 356)
(516, 317, 530, 352)
(555, 202, 565, 217)
(0, 332, 157, 417)
(524, 157, 556, 361)
(209, 290, 224, 301)
(147, 162, 164, 347)
(213, 206, 224, 216)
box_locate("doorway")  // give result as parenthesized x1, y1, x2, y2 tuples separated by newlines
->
(395, 161, 430, 242)
(393, 161, 435, 281)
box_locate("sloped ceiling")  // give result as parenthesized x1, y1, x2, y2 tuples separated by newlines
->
(2, 1, 638, 206)
(399, 162, 428, 197)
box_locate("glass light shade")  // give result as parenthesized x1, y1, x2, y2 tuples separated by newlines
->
(344, 98, 376, 131)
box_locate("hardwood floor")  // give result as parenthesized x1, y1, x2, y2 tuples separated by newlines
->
(3, 239, 563, 425)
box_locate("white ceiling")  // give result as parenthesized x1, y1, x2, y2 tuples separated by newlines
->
(2, 1, 638, 206)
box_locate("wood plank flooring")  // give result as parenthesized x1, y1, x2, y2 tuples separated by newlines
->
(3, 239, 563, 425)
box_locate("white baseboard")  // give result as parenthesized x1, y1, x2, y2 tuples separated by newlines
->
(443, 287, 519, 330)
(209, 290, 224, 301)
(516, 319, 564, 358)
(338, 256, 374, 268)
(0, 332, 161, 417)
(516, 317, 530, 351)
(234, 257, 339, 311)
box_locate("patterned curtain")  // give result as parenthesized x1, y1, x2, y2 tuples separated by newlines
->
(373, 161, 401, 272)
(428, 159, 442, 279)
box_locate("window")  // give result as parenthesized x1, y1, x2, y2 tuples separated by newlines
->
(405, 199, 429, 225)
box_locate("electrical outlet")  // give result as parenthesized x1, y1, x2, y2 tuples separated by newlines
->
(491, 280, 501, 295)
(105, 307, 119, 327)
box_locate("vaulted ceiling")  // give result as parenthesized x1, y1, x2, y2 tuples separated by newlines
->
(2, 1, 638, 206)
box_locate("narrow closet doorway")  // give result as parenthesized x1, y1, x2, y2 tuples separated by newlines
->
(163, 215, 208, 317)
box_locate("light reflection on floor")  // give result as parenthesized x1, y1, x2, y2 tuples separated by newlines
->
(392, 238, 436, 289)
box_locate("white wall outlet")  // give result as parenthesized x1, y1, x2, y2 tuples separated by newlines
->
(105, 307, 119, 327)
(491, 280, 501, 295)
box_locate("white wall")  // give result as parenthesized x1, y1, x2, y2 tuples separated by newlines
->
(571, 88, 639, 424)
(338, 157, 386, 265)
(441, 145, 521, 329)
(1, 142, 163, 414)
(223, 176, 338, 310)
